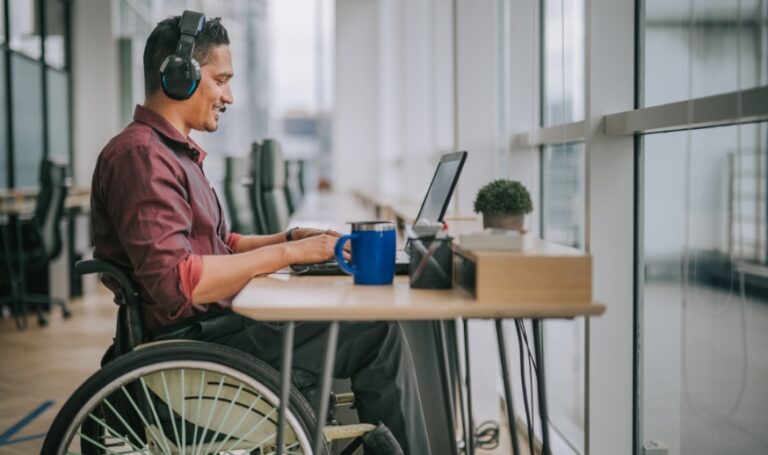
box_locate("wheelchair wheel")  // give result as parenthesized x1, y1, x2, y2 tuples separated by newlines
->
(43, 341, 324, 455)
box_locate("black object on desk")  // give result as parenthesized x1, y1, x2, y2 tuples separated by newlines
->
(409, 236, 453, 289)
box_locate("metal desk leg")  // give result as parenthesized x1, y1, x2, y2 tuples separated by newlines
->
(462, 319, 475, 454)
(532, 320, 550, 455)
(276, 322, 295, 455)
(447, 320, 470, 455)
(495, 319, 521, 455)
(434, 320, 459, 455)
(313, 321, 339, 455)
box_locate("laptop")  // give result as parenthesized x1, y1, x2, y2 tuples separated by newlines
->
(291, 151, 468, 275)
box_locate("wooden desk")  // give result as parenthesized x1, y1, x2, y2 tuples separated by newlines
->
(235, 275, 603, 321)
(232, 191, 604, 455)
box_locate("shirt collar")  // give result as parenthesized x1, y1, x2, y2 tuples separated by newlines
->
(133, 105, 207, 164)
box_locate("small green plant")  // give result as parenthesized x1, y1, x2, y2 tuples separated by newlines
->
(473, 179, 533, 215)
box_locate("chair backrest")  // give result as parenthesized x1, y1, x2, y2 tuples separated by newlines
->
(249, 142, 269, 235)
(260, 139, 291, 234)
(223, 156, 257, 234)
(76, 259, 145, 357)
(33, 160, 68, 261)
(284, 160, 303, 215)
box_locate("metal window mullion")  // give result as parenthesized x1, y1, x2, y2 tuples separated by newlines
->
(512, 120, 586, 147)
(604, 86, 768, 136)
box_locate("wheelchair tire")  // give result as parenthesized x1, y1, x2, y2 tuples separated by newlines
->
(42, 341, 325, 455)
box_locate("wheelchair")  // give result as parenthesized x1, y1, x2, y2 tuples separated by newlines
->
(42, 259, 401, 455)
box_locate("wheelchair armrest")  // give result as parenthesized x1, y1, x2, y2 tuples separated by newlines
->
(75, 259, 139, 299)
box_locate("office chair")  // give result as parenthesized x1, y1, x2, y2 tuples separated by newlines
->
(284, 160, 304, 215)
(248, 142, 270, 235)
(0, 160, 72, 327)
(259, 139, 291, 234)
(223, 156, 257, 234)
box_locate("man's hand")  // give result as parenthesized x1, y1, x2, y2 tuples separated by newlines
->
(292, 227, 344, 241)
(284, 234, 351, 264)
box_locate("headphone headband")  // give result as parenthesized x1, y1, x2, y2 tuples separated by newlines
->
(160, 10, 206, 101)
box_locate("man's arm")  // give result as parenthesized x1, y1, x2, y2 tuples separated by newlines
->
(191, 233, 341, 304)
(230, 228, 343, 254)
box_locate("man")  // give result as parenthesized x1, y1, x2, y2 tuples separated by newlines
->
(91, 14, 431, 454)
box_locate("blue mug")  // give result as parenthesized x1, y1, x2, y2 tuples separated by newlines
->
(334, 221, 396, 285)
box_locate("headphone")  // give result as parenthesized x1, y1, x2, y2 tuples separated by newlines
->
(159, 10, 206, 101)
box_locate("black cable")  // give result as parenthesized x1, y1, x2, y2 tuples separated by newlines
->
(515, 320, 534, 453)
(474, 420, 500, 450)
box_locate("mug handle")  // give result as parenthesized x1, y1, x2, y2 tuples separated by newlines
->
(335, 234, 357, 275)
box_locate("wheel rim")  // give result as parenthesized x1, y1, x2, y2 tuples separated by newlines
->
(55, 360, 313, 455)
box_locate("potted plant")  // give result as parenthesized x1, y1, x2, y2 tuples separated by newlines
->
(473, 179, 533, 231)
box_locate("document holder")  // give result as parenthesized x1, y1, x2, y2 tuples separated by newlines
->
(409, 236, 453, 289)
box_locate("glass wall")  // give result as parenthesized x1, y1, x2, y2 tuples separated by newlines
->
(542, 0, 585, 126)
(641, 1, 768, 453)
(10, 53, 43, 186)
(539, 0, 587, 451)
(643, 123, 768, 455)
(644, 0, 768, 107)
(0, 52, 6, 188)
(2, 0, 71, 190)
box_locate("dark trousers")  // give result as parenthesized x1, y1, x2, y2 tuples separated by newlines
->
(159, 313, 432, 455)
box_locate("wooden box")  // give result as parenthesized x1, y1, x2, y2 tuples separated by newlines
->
(453, 238, 592, 304)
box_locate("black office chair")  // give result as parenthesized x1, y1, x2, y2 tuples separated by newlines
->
(0, 160, 72, 327)
(248, 142, 270, 235)
(285, 160, 304, 215)
(223, 156, 258, 235)
(260, 139, 291, 234)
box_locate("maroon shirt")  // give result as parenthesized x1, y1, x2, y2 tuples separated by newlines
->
(91, 105, 234, 332)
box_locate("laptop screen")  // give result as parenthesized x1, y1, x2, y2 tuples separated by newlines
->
(415, 151, 467, 224)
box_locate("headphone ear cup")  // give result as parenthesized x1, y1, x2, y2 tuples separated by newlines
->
(160, 56, 201, 101)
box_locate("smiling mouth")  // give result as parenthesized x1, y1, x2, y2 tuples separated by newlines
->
(213, 105, 227, 113)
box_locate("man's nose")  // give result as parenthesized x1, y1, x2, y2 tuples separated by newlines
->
(222, 85, 234, 105)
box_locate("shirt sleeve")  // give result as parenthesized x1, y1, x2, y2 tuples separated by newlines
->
(178, 254, 203, 301)
(226, 232, 243, 252)
(99, 143, 196, 320)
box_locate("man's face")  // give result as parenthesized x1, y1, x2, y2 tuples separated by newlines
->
(186, 44, 234, 133)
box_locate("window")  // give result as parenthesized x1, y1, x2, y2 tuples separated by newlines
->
(542, 142, 585, 249)
(11, 53, 43, 186)
(46, 68, 69, 162)
(0, 54, 6, 188)
(542, 0, 585, 126)
(8, 0, 41, 59)
(644, 0, 768, 107)
(44, 0, 66, 69)
(642, 122, 768, 455)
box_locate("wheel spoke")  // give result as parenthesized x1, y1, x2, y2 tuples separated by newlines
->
(193, 375, 225, 455)
(119, 385, 173, 455)
(101, 397, 148, 451)
(223, 406, 279, 454)
(210, 392, 263, 454)
(159, 371, 182, 450)
(139, 377, 175, 455)
(85, 411, 146, 452)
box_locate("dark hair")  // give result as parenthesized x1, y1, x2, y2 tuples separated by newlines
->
(143, 15, 230, 97)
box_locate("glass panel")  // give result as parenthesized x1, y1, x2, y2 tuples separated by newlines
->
(642, 122, 768, 454)
(543, 142, 585, 249)
(644, 0, 768, 107)
(8, 0, 41, 59)
(11, 53, 42, 187)
(541, 141, 586, 450)
(46, 68, 68, 162)
(0, 0, 6, 46)
(0, 53, 6, 188)
(44, 0, 66, 69)
(542, 0, 585, 126)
